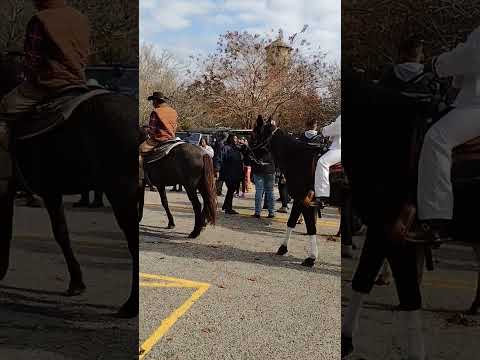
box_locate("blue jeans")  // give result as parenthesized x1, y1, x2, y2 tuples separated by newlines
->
(254, 173, 275, 215)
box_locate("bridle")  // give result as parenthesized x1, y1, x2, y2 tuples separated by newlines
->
(244, 126, 279, 166)
(249, 126, 279, 152)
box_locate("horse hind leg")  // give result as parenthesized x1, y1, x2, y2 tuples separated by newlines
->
(105, 184, 139, 318)
(467, 244, 480, 315)
(158, 186, 175, 229)
(43, 194, 85, 296)
(185, 185, 203, 238)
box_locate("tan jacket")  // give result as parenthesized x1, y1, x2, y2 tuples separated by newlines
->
(35, 2, 90, 89)
(152, 104, 178, 142)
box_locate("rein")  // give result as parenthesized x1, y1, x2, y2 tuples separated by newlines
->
(246, 127, 279, 166)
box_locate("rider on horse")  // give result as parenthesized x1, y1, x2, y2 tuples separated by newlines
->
(0, 0, 90, 187)
(139, 91, 178, 154)
(311, 115, 341, 207)
(409, 25, 480, 244)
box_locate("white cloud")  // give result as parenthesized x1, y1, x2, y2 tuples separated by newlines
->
(143, 0, 215, 31)
(140, 0, 340, 62)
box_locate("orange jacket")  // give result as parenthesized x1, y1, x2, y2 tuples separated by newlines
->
(148, 104, 178, 142)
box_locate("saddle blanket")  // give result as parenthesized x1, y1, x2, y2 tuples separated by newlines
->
(15, 86, 111, 140)
(143, 139, 186, 164)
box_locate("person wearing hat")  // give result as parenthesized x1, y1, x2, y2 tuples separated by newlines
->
(0, 0, 90, 186)
(139, 91, 178, 154)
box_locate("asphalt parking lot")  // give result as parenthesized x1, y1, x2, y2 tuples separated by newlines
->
(140, 189, 341, 360)
(0, 196, 137, 359)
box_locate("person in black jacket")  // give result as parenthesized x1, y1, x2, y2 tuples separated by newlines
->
(298, 118, 323, 145)
(213, 132, 226, 195)
(218, 134, 244, 214)
(379, 36, 436, 99)
(250, 115, 276, 218)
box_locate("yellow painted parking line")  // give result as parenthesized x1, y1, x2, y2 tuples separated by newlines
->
(144, 203, 340, 227)
(140, 272, 210, 287)
(343, 268, 476, 291)
(139, 273, 210, 360)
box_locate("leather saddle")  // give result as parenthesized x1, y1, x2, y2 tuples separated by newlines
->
(143, 139, 186, 165)
(0, 85, 110, 140)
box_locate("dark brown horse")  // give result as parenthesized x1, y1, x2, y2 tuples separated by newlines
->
(341, 66, 480, 357)
(138, 131, 217, 238)
(249, 123, 344, 267)
(0, 55, 139, 318)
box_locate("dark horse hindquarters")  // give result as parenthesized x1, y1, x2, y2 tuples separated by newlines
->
(2, 93, 140, 317)
(142, 143, 217, 238)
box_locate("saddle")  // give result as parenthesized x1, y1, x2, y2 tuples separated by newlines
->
(452, 136, 480, 182)
(1, 85, 110, 140)
(142, 139, 185, 165)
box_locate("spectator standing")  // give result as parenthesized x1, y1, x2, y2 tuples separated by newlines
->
(250, 115, 276, 218)
(218, 134, 244, 214)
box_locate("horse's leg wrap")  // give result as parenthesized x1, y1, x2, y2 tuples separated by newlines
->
(283, 227, 293, 247)
(308, 234, 318, 259)
(400, 310, 426, 360)
(342, 290, 365, 338)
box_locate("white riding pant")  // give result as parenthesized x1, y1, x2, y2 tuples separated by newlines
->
(418, 107, 480, 219)
(314, 148, 341, 197)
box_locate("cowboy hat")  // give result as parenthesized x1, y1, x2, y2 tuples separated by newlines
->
(147, 91, 169, 101)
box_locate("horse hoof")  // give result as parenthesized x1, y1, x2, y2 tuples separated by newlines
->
(188, 230, 201, 238)
(167, 224, 175, 229)
(276, 245, 288, 256)
(64, 282, 86, 297)
(301, 257, 315, 267)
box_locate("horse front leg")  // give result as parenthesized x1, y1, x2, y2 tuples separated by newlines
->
(277, 200, 302, 256)
(105, 183, 139, 318)
(158, 185, 175, 229)
(43, 194, 85, 296)
(301, 205, 318, 267)
(467, 244, 480, 315)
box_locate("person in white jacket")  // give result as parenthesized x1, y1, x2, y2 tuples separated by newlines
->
(200, 137, 214, 158)
(409, 26, 480, 244)
(312, 115, 341, 206)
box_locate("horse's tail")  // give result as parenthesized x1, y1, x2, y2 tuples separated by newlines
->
(200, 154, 217, 225)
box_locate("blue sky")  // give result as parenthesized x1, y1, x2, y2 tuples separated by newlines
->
(140, 0, 340, 63)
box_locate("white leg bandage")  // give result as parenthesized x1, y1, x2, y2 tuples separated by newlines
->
(400, 310, 426, 360)
(309, 234, 318, 259)
(283, 227, 293, 247)
(342, 290, 365, 338)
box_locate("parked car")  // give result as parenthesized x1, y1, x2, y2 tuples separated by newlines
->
(85, 65, 138, 98)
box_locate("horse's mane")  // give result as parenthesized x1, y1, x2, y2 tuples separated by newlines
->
(272, 128, 319, 154)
